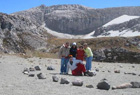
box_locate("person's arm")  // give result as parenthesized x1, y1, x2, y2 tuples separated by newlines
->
(75, 60, 83, 65)
(58, 47, 63, 58)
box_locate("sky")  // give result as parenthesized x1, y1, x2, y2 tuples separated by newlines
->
(0, 0, 140, 14)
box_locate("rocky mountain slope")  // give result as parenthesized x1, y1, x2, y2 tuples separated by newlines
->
(93, 15, 140, 37)
(0, 12, 54, 53)
(13, 5, 140, 35)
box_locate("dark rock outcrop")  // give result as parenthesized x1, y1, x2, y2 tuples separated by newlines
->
(93, 47, 140, 63)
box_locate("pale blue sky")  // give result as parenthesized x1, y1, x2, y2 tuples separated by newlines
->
(0, 0, 140, 14)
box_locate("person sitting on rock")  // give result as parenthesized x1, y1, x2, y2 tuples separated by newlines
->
(66, 55, 86, 76)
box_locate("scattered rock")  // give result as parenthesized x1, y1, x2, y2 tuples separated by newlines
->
(132, 66, 135, 68)
(139, 74, 140, 76)
(108, 70, 111, 73)
(47, 66, 55, 70)
(119, 65, 123, 68)
(28, 74, 35, 77)
(95, 68, 99, 72)
(37, 73, 46, 79)
(124, 72, 137, 75)
(52, 76, 59, 82)
(35, 66, 41, 71)
(60, 78, 70, 84)
(86, 85, 94, 88)
(112, 83, 132, 90)
(131, 82, 140, 88)
(114, 70, 120, 73)
(29, 67, 35, 71)
(23, 68, 29, 75)
(72, 79, 83, 86)
(97, 79, 110, 90)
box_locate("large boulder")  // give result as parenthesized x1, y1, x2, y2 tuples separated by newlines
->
(72, 79, 83, 86)
(97, 79, 110, 90)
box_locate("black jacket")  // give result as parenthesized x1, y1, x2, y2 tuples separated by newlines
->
(70, 47, 77, 57)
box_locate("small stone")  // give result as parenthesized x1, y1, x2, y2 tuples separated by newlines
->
(114, 70, 120, 73)
(124, 72, 136, 75)
(52, 76, 59, 82)
(72, 79, 83, 86)
(108, 70, 111, 73)
(95, 68, 99, 72)
(60, 78, 70, 84)
(131, 82, 140, 88)
(37, 73, 46, 79)
(97, 79, 110, 90)
(119, 65, 123, 68)
(47, 66, 55, 70)
(23, 68, 29, 75)
(29, 67, 35, 71)
(86, 85, 94, 88)
(28, 74, 35, 77)
(35, 66, 41, 71)
(132, 66, 135, 68)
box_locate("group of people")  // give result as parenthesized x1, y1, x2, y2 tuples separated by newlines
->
(58, 42, 93, 76)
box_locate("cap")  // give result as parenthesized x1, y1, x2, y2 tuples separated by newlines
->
(72, 42, 76, 46)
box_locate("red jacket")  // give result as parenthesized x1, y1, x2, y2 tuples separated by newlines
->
(76, 49, 85, 61)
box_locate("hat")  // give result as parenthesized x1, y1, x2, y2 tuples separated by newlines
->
(69, 55, 73, 58)
(83, 43, 87, 46)
(72, 42, 76, 46)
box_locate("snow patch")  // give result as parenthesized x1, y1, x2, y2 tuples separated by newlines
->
(103, 15, 140, 27)
(42, 24, 84, 39)
(98, 30, 140, 37)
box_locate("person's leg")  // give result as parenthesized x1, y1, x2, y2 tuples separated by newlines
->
(64, 58, 69, 73)
(72, 63, 82, 76)
(85, 57, 89, 70)
(77, 63, 86, 73)
(60, 58, 65, 74)
(88, 56, 93, 71)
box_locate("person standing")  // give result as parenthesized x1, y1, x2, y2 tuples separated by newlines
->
(83, 43, 93, 71)
(58, 42, 70, 74)
(70, 42, 77, 59)
(76, 45, 85, 61)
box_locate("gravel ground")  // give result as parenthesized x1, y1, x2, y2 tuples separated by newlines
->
(0, 55, 140, 95)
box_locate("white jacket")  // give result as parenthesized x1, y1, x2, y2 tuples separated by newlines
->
(66, 59, 83, 73)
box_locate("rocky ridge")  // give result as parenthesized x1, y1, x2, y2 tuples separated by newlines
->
(13, 5, 140, 35)
(0, 12, 52, 53)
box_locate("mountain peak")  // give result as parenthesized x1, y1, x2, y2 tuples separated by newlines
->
(38, 4, 46, 9)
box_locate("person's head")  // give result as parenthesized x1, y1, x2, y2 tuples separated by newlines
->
(69, 55, 73, 61)
(79, 45, 83, 50)
(83, 43, 88, 49)
(65, 42, 69, 48)
(72, 42, 76, 48)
